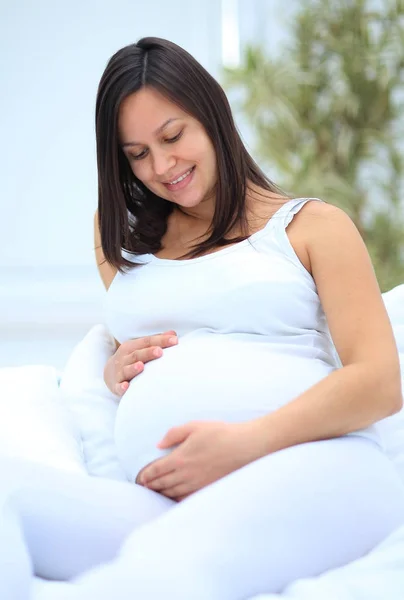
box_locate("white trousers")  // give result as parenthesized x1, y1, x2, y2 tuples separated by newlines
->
(1, 436, 404, 600)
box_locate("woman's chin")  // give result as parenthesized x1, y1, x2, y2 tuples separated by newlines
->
(176, 198, 203, 209)
(170, 193, 205, 209)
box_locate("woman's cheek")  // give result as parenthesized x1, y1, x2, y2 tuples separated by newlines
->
(132, 163, 146, 180)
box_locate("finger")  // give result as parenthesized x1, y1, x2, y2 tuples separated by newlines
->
(162, 484, 193, 500)
(117, 380, 129, 395)
(119, 360, 145, 382)
(120, 342, 171, 374)
(135, 461, 154, 485)
(140, 455, 178, 484)
(123, 335, 178, 373)
(176, 495, 190, 503)
(113, 376, 135, 396)
(158, 423, 195, 449)
(144, 470, 181, 493)
(128, 346, 164, 366)
(122, 332, 178, 355)
(137, 333, 179, 351)
(118, 335, 179, 377)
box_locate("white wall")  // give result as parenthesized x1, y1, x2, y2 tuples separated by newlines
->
(0, 0, 222, 268)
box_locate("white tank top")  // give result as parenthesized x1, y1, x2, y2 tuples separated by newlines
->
(104, 197, 380, 481)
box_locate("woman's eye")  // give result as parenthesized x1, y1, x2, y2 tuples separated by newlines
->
(166, 130, 183, 143)
(130, 150, 148, 161)
(128, 130, 183, 161)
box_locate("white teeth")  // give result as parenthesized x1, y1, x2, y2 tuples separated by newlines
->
(167, 168, 193, 185)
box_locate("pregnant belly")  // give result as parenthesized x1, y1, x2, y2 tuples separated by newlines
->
(114, 334, 335, 481)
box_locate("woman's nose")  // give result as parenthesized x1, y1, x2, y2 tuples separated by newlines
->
(152, 150, 176, 178)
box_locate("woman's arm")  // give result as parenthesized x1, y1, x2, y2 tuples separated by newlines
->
(94, 209, 120, 348)
(254, 202, 402, 455)
(94, 209, 118, 291)
(139, 202, 403, 499)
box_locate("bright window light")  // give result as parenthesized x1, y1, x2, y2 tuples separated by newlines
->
(221, 0, 240, 67)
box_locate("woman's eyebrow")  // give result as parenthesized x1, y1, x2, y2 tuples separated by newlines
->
(121, 118, 181, 148)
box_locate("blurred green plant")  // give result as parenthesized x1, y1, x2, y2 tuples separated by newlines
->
(223, 0, 404, 291)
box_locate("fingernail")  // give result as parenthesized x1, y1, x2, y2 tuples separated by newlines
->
(153, 348, 163, 358)
(168, 336, 178, 345)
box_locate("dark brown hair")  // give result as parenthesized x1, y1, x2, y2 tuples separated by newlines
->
(95, 36, 284, 271)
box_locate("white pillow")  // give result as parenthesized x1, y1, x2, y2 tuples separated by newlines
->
(378, 284, 404, 480)
(383, 284, 404, 351)
(0, 365, 86, 474)
(60, 324, 127, 481)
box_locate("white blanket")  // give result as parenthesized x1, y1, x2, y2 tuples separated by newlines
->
(3, 284, 404, 599)
(251, 524, 404, 599)
(31, 515, 404, 599)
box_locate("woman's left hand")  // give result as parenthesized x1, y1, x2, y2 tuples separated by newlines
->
(136, 420, 267, 501)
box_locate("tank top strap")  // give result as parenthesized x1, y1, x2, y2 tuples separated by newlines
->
(269, 197, 324, 231)
(254, 197, 324, 282)
(269, 196, 324, 243)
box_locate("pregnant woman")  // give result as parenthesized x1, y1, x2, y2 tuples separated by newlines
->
(2, 36, 404, 600)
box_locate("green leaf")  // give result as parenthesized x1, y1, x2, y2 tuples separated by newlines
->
(223, 0, 404, 289)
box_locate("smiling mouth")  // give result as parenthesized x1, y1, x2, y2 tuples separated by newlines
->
(165, 166, 195, 186)
(163, 166, 195, 191)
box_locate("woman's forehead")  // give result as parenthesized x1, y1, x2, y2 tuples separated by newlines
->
(119, 88, 186, 136)
(118, 90, 190, 146)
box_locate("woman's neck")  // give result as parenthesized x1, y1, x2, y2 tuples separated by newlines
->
(173, 181, 286, 227)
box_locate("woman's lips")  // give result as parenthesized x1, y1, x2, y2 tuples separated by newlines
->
(163, 166, 195, 192)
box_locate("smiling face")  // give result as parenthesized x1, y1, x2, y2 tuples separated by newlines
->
(118, 87, 218, 212)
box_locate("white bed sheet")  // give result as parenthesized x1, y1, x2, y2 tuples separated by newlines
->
(252, 523, 404, 599)
(5, 284, 404, 599)
(31, 524, 404, 599)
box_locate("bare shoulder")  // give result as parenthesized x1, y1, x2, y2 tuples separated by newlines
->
(280, 199, 320, 275)
(296, 199, 377, 295)
(293, 200, 363, 262)
(287, 197, 343, 231)
(94, 209, 117, 291)
(295, 198, 350, 228)
(285, 200, 345, 274)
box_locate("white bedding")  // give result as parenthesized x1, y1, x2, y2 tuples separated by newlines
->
(251, 523, 404, 599)
(31, 523, 404, 599)
(30, 526, 404, 599)
(2, 284, 404, 599)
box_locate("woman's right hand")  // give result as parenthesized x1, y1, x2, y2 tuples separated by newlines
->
(104, 330, 178, 396)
